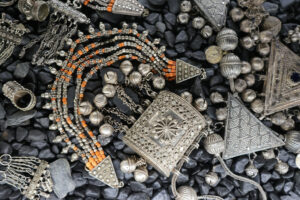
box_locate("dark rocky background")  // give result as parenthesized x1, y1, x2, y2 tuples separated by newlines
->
(0, 0, 300, 199)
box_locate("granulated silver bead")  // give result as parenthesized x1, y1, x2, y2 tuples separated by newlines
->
(99, 123, 114, 137)
(194, 98, 208, 112)
(275, 161, 289, 175)
(205, 172, 219, 186)
(102, 84, 116, 98)
(271, 112, 287, 126)
(245, 163, 259, 178)
(175, 186, 197, 200)
(104, 71, 118, 84)
(138, 63, 151, 76)
(120, 60, 133, 76)
(285, 131, 300, 154)
(129, 71, 142, 85)
(177, 13, 189, 24)
(201, 25, 213, 38)
(181, 91, 193, 104)
(204, 134, 225, 155)
(251, 57, 264, 71)
(152, 76, 165, 90)
(180, 0, 192, 13)
(235, 79, 247, 93)
(242, 89, 257, 103)
(216, 28, 238, 51)
(79, 101, 93, 116)
(89, 111, 104, 125)
(230, 7, 244, 22)
(94, 94, 107, 109)
(192, 17, 205, 30)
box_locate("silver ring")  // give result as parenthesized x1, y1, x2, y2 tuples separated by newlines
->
(17, 0, 49, 22)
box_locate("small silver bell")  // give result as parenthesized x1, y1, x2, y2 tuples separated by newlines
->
(89, 111, 104, 125)
(230, 7, 244, 22)
(271, 112, 287, 126)
(71, 153, 79, 162)
(175, 186, 198, 200)
(295, 154, 300, 169)
(177, 13, 189, 24)
(251, 57, 264, 71)
(52, 135, 64, 143)
(102, 84, 116, 98)
(120, 60, 133, 76)
(201, 25, 213, 38)
(203, 134, 225, 156)
(240, 36, 255, 49)
(180, 0, 192, 13)
(280, 118, 295, 131)
(244, 74, 255, 87)
(138, 63, 151, 76)
(129, 71, 142, 85)
(245, 162, 259, 178)
(234, 79, 247, 93)
(210, 92, 224, 104)
(181, 91, 193, 104)
(104, 71, 118, 85)
(205, 172, 219, 186)
(192, 17, 205, 30)
(251, 99, 264, 114)
(259, 30, 273, 44)
(194, 98, 208, 112)
(99, 123, 114, 137)
(275, 161, 289, 175)
(241, 61, 252, 74)
(242, 89, 257, 103)
(257, 43, 270, 56)
(49, 124, 58, 130)
(134, 166, 149, 182)
(216, 28, 238, 51)
(152, 76, 166, 90)
(120, 157, 146, 174)
(216, 107, 227, 121)
(94, 93, 107, 109)
(262, 149, 276, 160)
(240, 19, 253, 33)
(79, 101, 93, 116)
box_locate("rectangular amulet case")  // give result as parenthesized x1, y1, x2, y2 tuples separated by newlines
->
(123, 91, 206, 177)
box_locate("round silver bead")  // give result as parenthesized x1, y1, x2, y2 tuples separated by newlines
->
(102, 84, 116, 98)
(194, 98, 208, 112)
(245, 163, 259, 178)
(120, 157, 137, 173)
(201, 25, 213, 38)
(180, 0, 192, 13)
(99, 123, 114, 137)
(210, 92, 224, 104)
(220, 53, 242, 87)
(285, 131, 300, 154)
(129, 71, 142, 85)
(94, 94, 107, 109)
(240, 19, 253, 33)
(205, 172, 219, 186)
(230, 7, 244, 22)
(280, 118, 295, 131)
(192, 17, 205, 30)
(134, 166, 149, 182)
(120, 60, 133, 76)
(89, 111, 104, 125)
(259, 30, 273, 43)
(262, 149, 276, 160)
(244, 74, 255, 87)
(251, 99, 264, 114)
(104, 71, 118, 85)
(138, 63, 151, 76)
(216, 28, 238, 51)
(235, 79, 247, 93)
(271, 112, 287, 126)
(251, 57, 264, 71)
(240, 36, 255, 49)
(177, 13, 190, 24)
(241, 61, 252, 74)
(257, 43, 270, 56)
(295, 154, 300, 169)
(275, 161, 289, 175)
(79, 101, 93, 116)
(181, 91, 193, 104)
(262, 16, 282, 37)
(216, 107, 227, 121)
(175, 186, 198, 200)
(242, 89, 257, 103)
(152, 76, 166, 90)
(203, 134, 225, 155)
(66, 38, 73, 46)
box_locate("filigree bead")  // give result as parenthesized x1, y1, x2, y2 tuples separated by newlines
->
(79, 101, 93, 116)
(99, 123, 114, 137)
(94, 94, 107, 109)
(175, 186, 198, 200)
(216, 28, 238, 51)
(220, 53, 242, 80)
(205, 172, 219, 186)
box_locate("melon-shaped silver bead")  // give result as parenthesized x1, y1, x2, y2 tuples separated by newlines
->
(280, 118, 295, 131)
(210, 92, 224, 104)
(138, 63, 151, 76)
(194, 98, 208, 112)
(230, 7, 244, 22)
(129, 71, 142, 85)
(216, 107, 227, 121)
(205, 172, 219, 186)
(216, 28, 238, 51)
(94, 93, 107, 109)
(201, 25, 213, 38)
(271, 112, 287, 126)
(102, 84, 116, 98)
(181, 91, 193, 104)
(99, 123, 114, 137)
(220, 53, 242, 79)
(240, 36, 255, 49)
(285, 131, 300, 154)
(89, 111, 104, 125)
(244, 74, 255, 87)
(120, 157, 138, 173)
(235, 79, 247, 93)
(104, 71, 118, 85)
(79, 101, 93, 116)
(275, 161, 289, 175)
(152, 76, 165, 90)
(245, 162, 259, 178)
(203, 134, 225, 155)
(242, 89, 257, 103)
(192, 17, 205, 30)
(251, 99, 264, 114)
(251, 57, 264, 71)
(120, 60, 133, 76)
(175, 186, 198, 200)
(134, 166, 149, 182)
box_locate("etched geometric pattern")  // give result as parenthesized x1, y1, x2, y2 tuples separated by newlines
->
(123, 91, 206, 177)
(193, 0, 228, 31)
(112, 0, 144, 16)
(264, 40, 300, 116)
(223, 94, 285, 159)
(176, 59, 204, 83)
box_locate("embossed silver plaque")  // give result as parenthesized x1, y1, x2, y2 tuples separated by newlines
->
(123, 91, 206, 177)
(223, 94, 285, 159)
(263, 40, 300, 116)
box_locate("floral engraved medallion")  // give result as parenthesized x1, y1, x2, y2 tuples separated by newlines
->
(123, 91, 206, 177)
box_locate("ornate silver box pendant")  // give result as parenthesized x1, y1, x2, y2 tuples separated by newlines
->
(123, 91, 206, 177)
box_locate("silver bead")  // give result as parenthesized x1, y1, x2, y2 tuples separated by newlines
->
(216, 107, 227, 121)
(201, 25, 213, 38)
(61, 146, 69, 154)
(240, 36, 255, 49)
(285, 131, 300, 153)
(181, 91, 193, 104)
(194, 98, 208, 112)
(120, 60, 133, 76)
(262, 149, 276, 160)
(216, 28, 238, 51)
(120, 157, 138, 173)
(251, 57, 264, 71)
(205, 45, 223, 64)
(251, 99, 264, 114)
(230, 7, 244, 22)
(89, 111, 104, 125)
(177, 13, 190, 24)
(271, 112, 287, 126)
(102, 84, 116, 98)
(52, 135, 63, 143)
(99, 123, 114, 137)
(138, 63, 151, 76)
(175, 186, 198, 200)
(280, 118, 295, 131)
(296, 154, 300, 169)
(234, 79, 247, 93)
(180, 0, 192, 13)
(244, 74, 255, 87)
(134, 166, 148, 182)
(66, 38, 73, 46)
(71, 153, 79, 162)
(257, 43, 270, 56)
(262, 16, 282, 37)
(129, 71, 142, 85)
(275, 161, 289, 175)
(104, 71, 118, 85)
(203, 134, 225, 155)
(88, 26, 95, 34)
(210, 92, 224, 104)
(259, 30, 273, 43)
(242, 89, 257, 103)
(192, 17, 205, 30)
(240, 19, 253, 33)
(152, 76, 166, 90)
(49, 124, 58, 130)
(245, 162, 259, 178)
(205, 172, 219, 186)
(79, 101, 93, 116)
(94, 94, 107, 109)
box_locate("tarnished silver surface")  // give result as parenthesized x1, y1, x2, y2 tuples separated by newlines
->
(88, 156, 123, 188)
(263, 40, 300, 116)
(193, 0, 229, 31)
(176, 59, 207, 84)
(112, 0, 144, 16)
(223, 93, 285, 159)
(123, 91, 206, 177)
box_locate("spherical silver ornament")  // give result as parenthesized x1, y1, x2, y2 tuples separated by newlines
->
(240, 36, 255, 49)
(220, 53, 242, 79)
(194, 98, 208, 112)
(201, 25, 213, 38)
(192, 17, 205, 30)
(79, 101, 93, 116)
(244, 74, 255, 87)
(205, 172, 219, 186)
(99, 123, 114, 137)
(216, 107, 227, 121)
(216, 28, 238, 51)
(295, 154, 300, 169)
(203, 134, 225, 155)
(120, 60, 133, 76)
(275, 161, 289, 175)
(210, 92, 224, 104)
(285, 131, 300, 154)
(181, 91, 193, 104)
(129, 71, 142, 85)
(102, 84, 116, 98)
(94, 93, 107, 109)
(245, 163, 259, 178)
(240, 19, 253, 33)
(241, 61, 252, 74)
(280, 118, 295, 131)
(235, 79, 247, 93)
(257, 43, 270, 56)
(134, 166, 149, 182)
(230, 7, 244, 22)
(262, 16, 282, 37)
(259, 30, 273, 43)
(251, 99, 264, 114)
(175, 186, 198, 200)
(180, 0, 192, 13)
(138, 63, 151, 76)
(251, 57, 264, 71)
(242, 89, 257, 103)
(104, 71, 118, 84)
(120, 157, 137, 173)
(270, 112, 287, 126)
(177, 13, 190, 24)
(262, 149, 276, 160)
(152, 76, 166, 90)
(89, 111, 104, 125)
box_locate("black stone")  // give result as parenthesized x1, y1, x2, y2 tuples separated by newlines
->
(85, 185, 101, 198)
(175, 30, 188, 43)
(152, 189, 170, 200)
(102, 188, 119, 199)
(6, 110, 36, 126)
(127, 193, 149, 200)
(16, 126, 28, 142)
(0, 141, 12, 154)
(165, 31, 176, 47)
(27, 129, 47, 141)
(232, 156, 249, 174)
(13, 62, 30, 79)
(18, 145, 39, 157)
(146, 13, 160, 24)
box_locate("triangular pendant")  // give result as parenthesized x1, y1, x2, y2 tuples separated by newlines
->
(88, 156, 123, 188)
(193, 0, 229, 31)
(223, 94, 285, 159)
(176, 59, 205, 83)
(264, 40, 300, 116)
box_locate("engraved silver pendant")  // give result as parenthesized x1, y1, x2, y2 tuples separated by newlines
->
(123, 91, 206, 177)
(176, 59, 207, 84)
